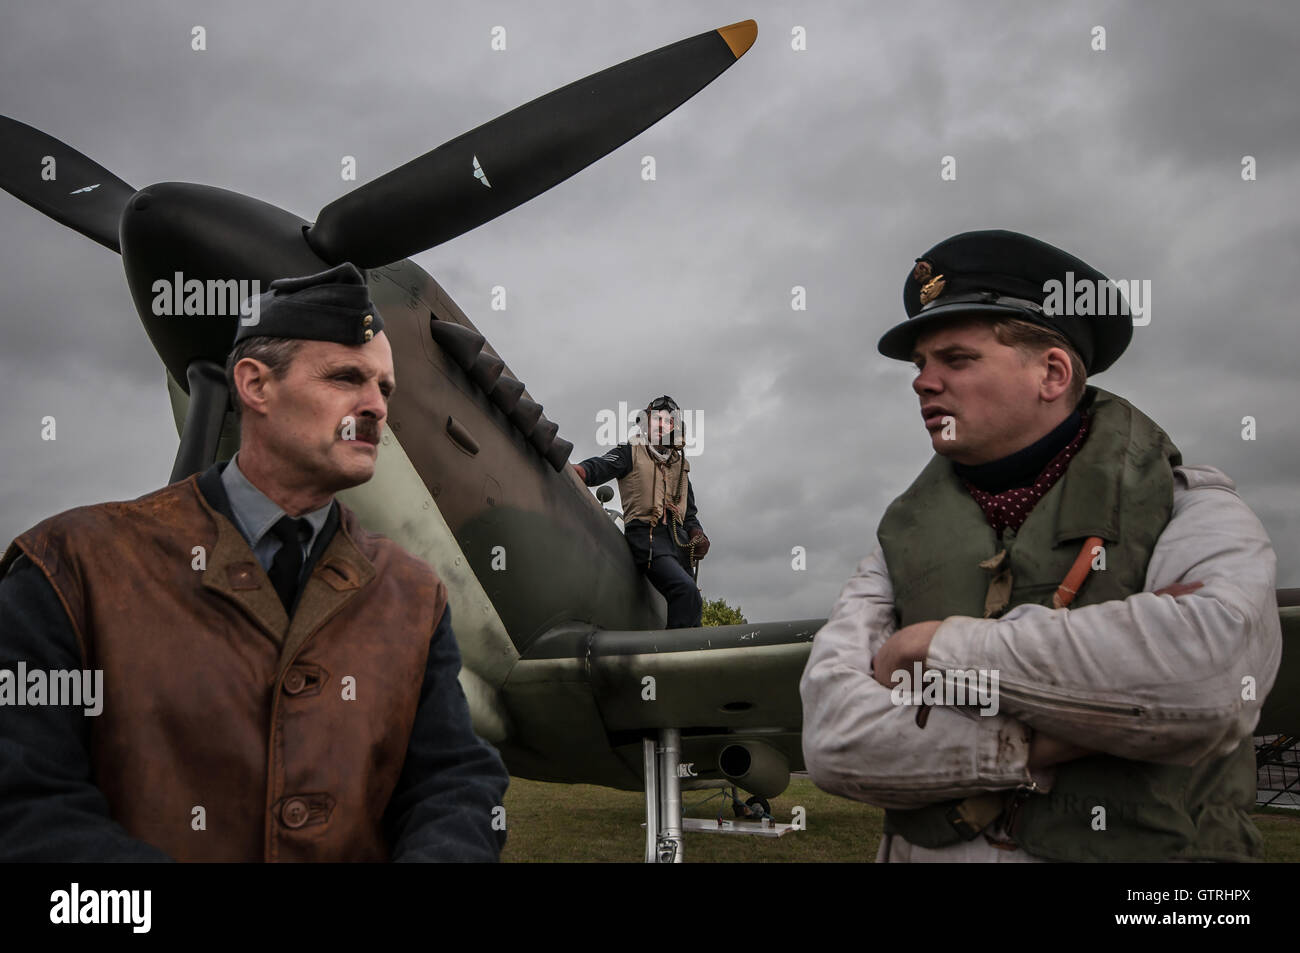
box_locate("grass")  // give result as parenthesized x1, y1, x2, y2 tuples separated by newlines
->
(500, 776, 1300, 862)
(1253, 809, 1300, 861)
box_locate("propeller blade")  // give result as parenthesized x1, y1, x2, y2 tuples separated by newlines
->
(0, 115, 136, 253)
(307, 20, 757, 267)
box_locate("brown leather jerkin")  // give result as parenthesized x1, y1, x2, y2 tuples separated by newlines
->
(4, 473, 447, 861)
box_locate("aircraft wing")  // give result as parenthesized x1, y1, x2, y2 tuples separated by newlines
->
(499, 594, 1299, 794)
(585, 621, 819, 729)
(498, 620, 819, 791)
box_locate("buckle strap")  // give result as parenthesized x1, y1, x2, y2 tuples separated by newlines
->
(944, 791, 1009, 840)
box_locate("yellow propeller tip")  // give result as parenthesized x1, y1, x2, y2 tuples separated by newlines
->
(718, 19, 757, 59)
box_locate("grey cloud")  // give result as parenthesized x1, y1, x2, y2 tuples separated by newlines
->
(1, 0, 1295, 625)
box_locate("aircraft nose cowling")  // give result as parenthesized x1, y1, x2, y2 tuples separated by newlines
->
(120, 182, 329, 388)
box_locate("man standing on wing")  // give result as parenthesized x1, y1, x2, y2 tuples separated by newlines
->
(800, 230, 1282, 862)
(574, 396, 708, 628)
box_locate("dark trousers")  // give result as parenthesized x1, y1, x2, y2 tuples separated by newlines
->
(624, 521, 702, 629)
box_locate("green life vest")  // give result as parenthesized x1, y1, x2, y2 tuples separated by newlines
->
(877, 387, 1261, 862)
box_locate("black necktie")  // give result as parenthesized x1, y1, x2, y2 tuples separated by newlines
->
(267, 516, 311, 614)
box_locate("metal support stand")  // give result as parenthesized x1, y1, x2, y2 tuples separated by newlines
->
(642, 737, 658, 863)
(643, 728, 684, 863)
(659, 728, 683, 863)
(642, 729, 799, 859)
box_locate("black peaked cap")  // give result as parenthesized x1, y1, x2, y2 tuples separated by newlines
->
(877, 229, 1133, 374)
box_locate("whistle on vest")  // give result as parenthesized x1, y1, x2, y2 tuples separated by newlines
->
(977, 535, 1105, 618)
(1052, 536, 1105, 609)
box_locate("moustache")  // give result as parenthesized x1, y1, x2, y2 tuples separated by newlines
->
(340, 416, 382, 444)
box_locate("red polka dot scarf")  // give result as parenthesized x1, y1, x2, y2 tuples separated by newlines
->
(963, 416, 1091, 535)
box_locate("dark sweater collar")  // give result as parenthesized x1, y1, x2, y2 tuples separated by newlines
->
(196, 460, 235, 521)
(952, 410, 1082, 493)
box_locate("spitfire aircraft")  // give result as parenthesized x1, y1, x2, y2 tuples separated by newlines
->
(2, 17, 1295, 863)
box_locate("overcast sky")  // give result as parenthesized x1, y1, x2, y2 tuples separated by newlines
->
(1, 0, 1296, 625)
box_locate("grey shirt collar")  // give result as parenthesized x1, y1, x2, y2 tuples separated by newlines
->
(220, 454, 333, 570)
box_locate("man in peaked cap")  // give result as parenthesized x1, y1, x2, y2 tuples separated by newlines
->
(0, 262, 510, 862)
(800, 230, 1282, 862)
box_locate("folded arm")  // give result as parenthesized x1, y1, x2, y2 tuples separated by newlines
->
(925, 466, 1283, 765)
(800, 548, 1037, 809)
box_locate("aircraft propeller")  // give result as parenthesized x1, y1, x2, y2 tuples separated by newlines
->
(306, 20, 758, 267)
(0, 20, 758, 480)
(0, 115, 135, 253)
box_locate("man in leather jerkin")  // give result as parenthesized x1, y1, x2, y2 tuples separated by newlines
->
(0, 263, 509, 861)
(799, 230, 1282, 862)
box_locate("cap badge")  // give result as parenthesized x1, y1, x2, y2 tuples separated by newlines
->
(912, 259, 933, 282)
(919, 275, 946, 305)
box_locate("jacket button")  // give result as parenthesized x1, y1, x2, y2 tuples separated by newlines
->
(281, 798, 309, 828)
(283, 669, 307, 695)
